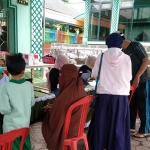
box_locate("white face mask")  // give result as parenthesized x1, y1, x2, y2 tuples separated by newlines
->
(0, 67, 4, 73)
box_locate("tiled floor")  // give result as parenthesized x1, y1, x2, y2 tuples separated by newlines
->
(77, 119, 150, 150)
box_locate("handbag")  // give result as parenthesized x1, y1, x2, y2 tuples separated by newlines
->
(90, 53, 104, 109)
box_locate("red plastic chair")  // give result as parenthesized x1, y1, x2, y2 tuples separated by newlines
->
(128, 86, 136, 105)
(63, 95, 94, 150)
(0, 127, 29, 150)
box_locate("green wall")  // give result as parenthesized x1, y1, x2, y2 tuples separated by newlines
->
(2, 0, 31, 54)
(10, 0, 31, 54)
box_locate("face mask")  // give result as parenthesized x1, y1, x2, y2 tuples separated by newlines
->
(0, 67, 4, 73)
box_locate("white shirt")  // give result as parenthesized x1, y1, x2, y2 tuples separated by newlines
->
(92, 48, 132, 95)
(0, 74, 9, 86)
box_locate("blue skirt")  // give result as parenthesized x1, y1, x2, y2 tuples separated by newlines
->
(87, 94, 131, 150)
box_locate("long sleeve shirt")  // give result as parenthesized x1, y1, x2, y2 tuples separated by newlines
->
(0, 79, 35, 133)
(92, 48, 132, 95)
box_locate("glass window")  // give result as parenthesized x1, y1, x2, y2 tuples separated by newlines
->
(91, 4, 100, 11)
(89, 12, 99, 40)
(89, 1, 112, 41)
(132, 7, 150, 42)
(99, 10, 111, 40)
(118, 9, 133, 40)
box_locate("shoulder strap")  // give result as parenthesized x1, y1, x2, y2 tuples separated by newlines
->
(94, 53, 104, 95)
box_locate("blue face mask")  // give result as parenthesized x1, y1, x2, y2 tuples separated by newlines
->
(0, 68, 4, 73)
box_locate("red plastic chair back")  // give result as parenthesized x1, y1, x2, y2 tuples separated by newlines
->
(0, 127, 29, 150)
(128, 86, 136, 105)
(64, 95, 94, 140)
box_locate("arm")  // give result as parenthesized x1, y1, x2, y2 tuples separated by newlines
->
(0, 85, 11, 114)
(31, 85, 35, 107)
(132, 57, 149, 87)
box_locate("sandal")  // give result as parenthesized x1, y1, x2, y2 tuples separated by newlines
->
(130, 129, 136, 133)
(134, 133, 148, 138)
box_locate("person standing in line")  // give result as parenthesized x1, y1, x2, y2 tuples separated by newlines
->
(117, 31, 150, 138)
(87, 33, 132, 150)
(0, 53, 35, 149)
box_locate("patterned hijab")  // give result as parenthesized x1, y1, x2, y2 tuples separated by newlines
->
(54, 54, 69, 70)
(85, 56, 96, 69)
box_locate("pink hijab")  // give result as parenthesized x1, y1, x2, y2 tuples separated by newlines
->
(46, 54, 69, 93)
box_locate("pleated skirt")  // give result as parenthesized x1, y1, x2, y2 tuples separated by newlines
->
(87, 94, 131, 150)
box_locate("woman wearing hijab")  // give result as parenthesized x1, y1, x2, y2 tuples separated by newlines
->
(79, 56, 96, 85)
(46, 54, 69, 96)
(0, 55, 9, 86)
(42, 64, 87, 150)
(78, 55, 96, 77)
(87, 33, 132, 150)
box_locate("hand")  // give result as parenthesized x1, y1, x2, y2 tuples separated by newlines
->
(132, 76, 140, 88)
(43, 103, 53, 112)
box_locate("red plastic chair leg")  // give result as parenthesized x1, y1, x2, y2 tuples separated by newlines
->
(83, 134, 89, 150)
(64, 145, 68, 150)
(71, 141, 77, 150)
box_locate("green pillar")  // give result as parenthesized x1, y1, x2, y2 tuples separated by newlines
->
(31, 0, 43, 61)
(110, 0, 121, 33)
(83, 0, 90, 45)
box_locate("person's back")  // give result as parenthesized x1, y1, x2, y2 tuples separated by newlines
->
(42, 64, 87, 150)
(0, 53, 35, 150)
(88, 33, 132, 150)
(93, 49, 131, 95)
(1, 79, 34, 132)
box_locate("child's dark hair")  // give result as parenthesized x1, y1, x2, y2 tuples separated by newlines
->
(6, 53, 25, 75)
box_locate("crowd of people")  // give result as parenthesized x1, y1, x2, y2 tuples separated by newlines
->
(0, 31, 149, 150)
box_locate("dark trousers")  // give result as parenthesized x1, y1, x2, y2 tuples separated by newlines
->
(130, 81, 149, 134)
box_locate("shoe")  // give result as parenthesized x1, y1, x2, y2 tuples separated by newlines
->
(134, 133, 148, 138)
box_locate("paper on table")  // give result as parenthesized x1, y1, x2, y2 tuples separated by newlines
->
(88, 80, 96, 87)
